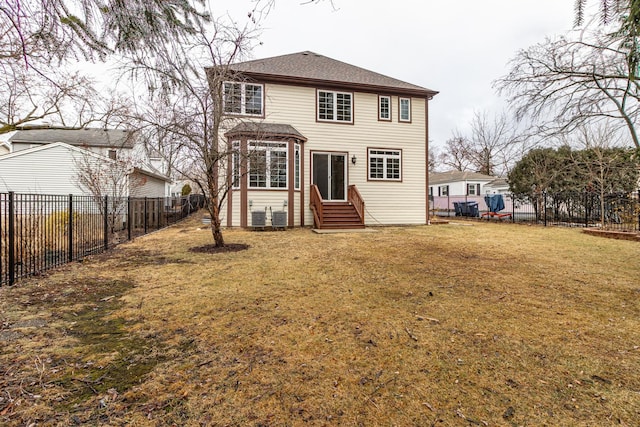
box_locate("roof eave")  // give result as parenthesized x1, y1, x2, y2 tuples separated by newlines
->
(239, 71, 439, 99)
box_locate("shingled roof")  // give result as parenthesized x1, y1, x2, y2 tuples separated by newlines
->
(224, 51, 438, 98)
(225, 122, 307, 142)
(10, 128, 134, 149)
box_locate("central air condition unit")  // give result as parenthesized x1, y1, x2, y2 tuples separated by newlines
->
(251, 209, 266, 230)
(271, 210, 287, 229)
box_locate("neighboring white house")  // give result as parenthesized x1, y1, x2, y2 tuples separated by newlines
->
(0, 142, 169, 197)
(483, 177, 510, 194)
(214, 51, 438, 228)
(428, 171, 497, 197)
(1, 127, 171, 197)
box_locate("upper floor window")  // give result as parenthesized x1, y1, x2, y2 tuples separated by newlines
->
(108, 149, 117, 160)
(379, 95, 391, 121)
(224, 82, 263, 116)
(368, 148, 401, 181)
(318, 90, 352, 123)
(399, 97, 411, 122)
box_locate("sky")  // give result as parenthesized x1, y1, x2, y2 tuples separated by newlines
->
(210, 0, 578, 151)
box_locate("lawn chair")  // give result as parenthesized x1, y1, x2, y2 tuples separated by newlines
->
(481, 194, 512, 220)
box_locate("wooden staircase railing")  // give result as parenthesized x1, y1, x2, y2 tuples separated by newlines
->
(310, 184, 324, 228)
(310, 184, 365, 229)
(348, 185, 364, 225)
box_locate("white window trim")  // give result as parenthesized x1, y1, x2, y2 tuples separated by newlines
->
(231, 141, 240, 189)
(317, 90, 353, 123)
(223, 82, 264, 116)
(294, 143, 301, 190)
(399, 97, 411, 122)
(378, 95, 391, 121)
(248, 140, 288, 189)
(368, 148, 402, 181)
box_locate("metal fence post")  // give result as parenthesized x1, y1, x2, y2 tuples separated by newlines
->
(127, 196, 132, 241)
(68, 194, 74, 262)
(144, 197, 148, 234)
(103, 195, 109, 251)
(584, 192, 589, 228)
(8, 192, 15, 286)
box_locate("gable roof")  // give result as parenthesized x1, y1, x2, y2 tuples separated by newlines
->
(429, 171, 496, 186)
(9, 128, 134, 149)
(223, 51, 438, 98)
(0, 141, 114, 163)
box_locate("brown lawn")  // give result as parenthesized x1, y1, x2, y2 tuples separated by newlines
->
(1, 214, 639, 426)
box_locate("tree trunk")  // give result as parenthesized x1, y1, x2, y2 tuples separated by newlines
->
(208, 201, 225, 247)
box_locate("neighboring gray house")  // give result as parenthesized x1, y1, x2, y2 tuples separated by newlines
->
(0, 128, 170, 197)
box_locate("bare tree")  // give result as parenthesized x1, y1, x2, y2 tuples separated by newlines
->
(437, 135, 474, 172)
(74, 146, 145, 233)
(438, 111, 523, 175)
(131, 17, 259, 247)
(495, 27, 640, 149)
(569, 124, 639, 225)
(0, 55, 134, 134)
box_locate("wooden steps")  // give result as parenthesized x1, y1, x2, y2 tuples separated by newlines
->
(317, 202, 364, 229)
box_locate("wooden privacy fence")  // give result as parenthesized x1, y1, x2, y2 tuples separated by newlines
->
(0, 192, 205, 286)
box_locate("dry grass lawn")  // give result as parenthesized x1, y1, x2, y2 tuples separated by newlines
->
(1, 214, 639, 426)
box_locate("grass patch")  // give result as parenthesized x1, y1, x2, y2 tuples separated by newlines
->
(1, 215, 639, 426)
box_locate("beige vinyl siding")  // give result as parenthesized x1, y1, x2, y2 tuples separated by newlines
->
(247, 190, 289, 227)
(0, 144, 89, 194)
(263, 84, 427, 226)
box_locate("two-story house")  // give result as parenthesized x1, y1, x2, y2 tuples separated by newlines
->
(216, 51, 438, 229)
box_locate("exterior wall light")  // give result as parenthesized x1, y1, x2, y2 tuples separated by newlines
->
(351, 155, 357, 165)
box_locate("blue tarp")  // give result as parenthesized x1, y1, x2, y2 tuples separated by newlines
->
(484, 194, 506, 213)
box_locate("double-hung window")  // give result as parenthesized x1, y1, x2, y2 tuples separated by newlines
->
(368, 149, 401, 181)
(379, 95, 391, 121)
(399, 97, 411, 122)
(317, 90, 353, 123)
(248, 141, 288, 189)
(467, 183, 480, 195)
(224, 82, 263, 116)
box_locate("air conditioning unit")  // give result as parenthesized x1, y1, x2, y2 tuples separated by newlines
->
(271, 210, 287, 229)
(251, 210, 266, 229)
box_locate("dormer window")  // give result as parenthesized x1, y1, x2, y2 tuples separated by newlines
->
(223, 82, 263, 116)
(317, 90, 353, 123)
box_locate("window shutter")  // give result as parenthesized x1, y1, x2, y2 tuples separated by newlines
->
(476, 184, 480, 195)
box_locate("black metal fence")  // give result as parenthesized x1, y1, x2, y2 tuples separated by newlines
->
(431, 191, 640, 231)
(0, 192, 206, 286)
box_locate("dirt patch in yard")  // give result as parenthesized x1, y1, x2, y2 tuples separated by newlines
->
(189, 242, 250, 254)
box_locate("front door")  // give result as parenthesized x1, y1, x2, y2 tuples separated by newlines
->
(312, 152, 347, 201)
